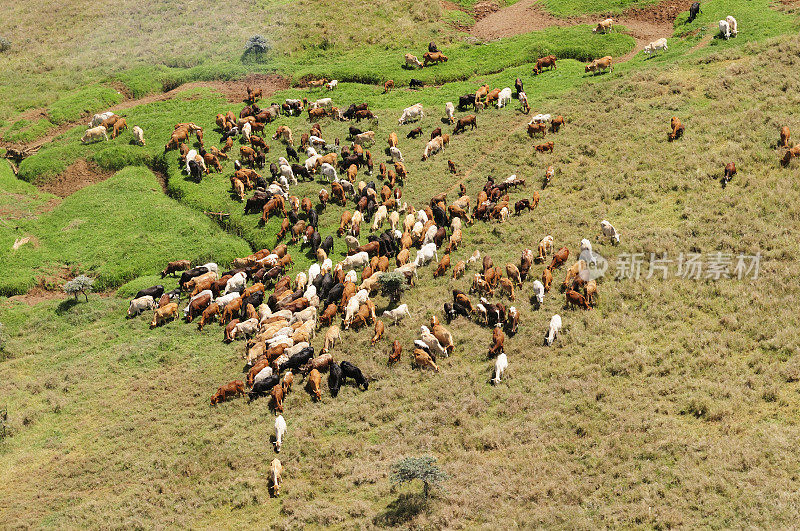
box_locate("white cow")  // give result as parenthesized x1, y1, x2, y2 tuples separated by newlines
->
(719, 19, 731, 40)
(320, 162, 337, 182)
(529, 113, 551, 124)
(309, 135, 326, 147)
(326, 80, 338, 90)
(404, 53, 423, 69)
(546, 314, 562, 346)
(132, 125, 145, 146)
(496, 87, 512, 109)
(88, 111, 115, 127)
(224, 272, 247, 295)
(274, 415, 287, 452)
(215, 292, 241, 309)
(81, 125, 108, 143)
(726, 16, 738, 37)
(422, 225, 438, 246)
(232, 318, 259, 340)
(311, 98, 333, 109)
(253, 366, 274, 386)
(420, 326, 447, 358)
(295, 272, 308, 292)
(308, 263, 321, 283)
(340, 251, 369, 271)
(422, 136, 443, 161)
(241, 121, 251, 142)
(445, 102, 455, 124)
(398, 103, 424, 125)
(127, 295, 156, 317)
(372, 205, 388, 230)
(601, 220, 620, 244)
(643, 38, 668, 57)
(389, 146, 404, 162)
(532, 280, 545, 308)
(414, 243, 438, 267)
(343, 297, 361, 328)
(493, 353, 508, 384)
(383, 304, 411, 325)
(580, 238, 596, 266)
(304, 155, 320, 175)
(344, 270, 358, 284)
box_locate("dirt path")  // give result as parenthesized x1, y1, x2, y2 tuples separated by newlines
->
(0, 74, 289, 155)
(470, 0, 694, 62)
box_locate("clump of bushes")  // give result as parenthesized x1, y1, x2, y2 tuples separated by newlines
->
(63, 275, 94, 302)
(244, 35, 270, 56)
(0, 37, 11, 52)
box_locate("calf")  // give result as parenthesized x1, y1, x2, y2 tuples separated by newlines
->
(722, 162, 736, 186)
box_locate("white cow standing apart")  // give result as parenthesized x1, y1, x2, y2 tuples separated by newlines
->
(643, 38, 668, 58)
(546, 314, 562, 346)
(493, 353, 508, 384)
(399, 103, 424, 125)
(445, 102, 455, 124)
(274, 415, 287, 453)
(383, 304, 411, 325)
(601, 219, 620, 244)
(532, 280, 545, 308)
(719, 19, 731, 40)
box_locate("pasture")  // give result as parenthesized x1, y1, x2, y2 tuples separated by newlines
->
(2, 0, 800, 527)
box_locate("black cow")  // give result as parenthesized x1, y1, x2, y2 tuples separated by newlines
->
(410, 79, 424, 89)
(318, 273, 334, 300)
(291, 163, 311, 181)
(328, 362, 343, 397)
(443, 302, 456, 323)
(188, 159, 203, 181)
(458, 94, 476, 110)
(340, 361, 368, 390)
(310, 231, 322, 253)
(514, 78, 523, 97)
(279, 347, 315, 373)
(428, 41, 439, 53)
(135, 285, 165, 300)
(320, 235, 334, 255)
(244, 191, 271, 214)
(325, 283, 344, 307)
(688, 2, 701, 22)
(248, 375, 281, 401)
(240, 291, 264, 319)
(348, 125, 363, 138)
(286, 145, 299, 162)
(307, 209, 319, 229)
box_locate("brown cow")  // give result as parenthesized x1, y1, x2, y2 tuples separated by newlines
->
(488, 325, 505, 357)
(211, 380, 245, 405)
(535, 141, 554, 153)
(566, 289, 591, 310)
(542, 267, 553, 292)
(306, 369, 322, 401)
(723, 162, 737, 185)
(668, 117, 684, 142)
(413, 348, 439, 372)
(550, 115, 564, 133)
(433, 254, 451, 278)
(186, 294, 211, 323)
(454, 115, 477, 134)
(371, 320, 385, 345)
(221, 297, 243, 325)
(779, 126, 791, 148)
(383, 80, 395, 93)
(282, 371, 293, 394)
(197, 302, 220, 330)
(585, 279, 598, 307)
(270, 384, 284, 413)
(585, 56, 613, 75)
(528, 122, 547, 138)
(389, 340, 402, 364)
(534, 55, 557, 74)
(782, 145, 800, 167)
(550, 247, 569, 270)
(150, 302, 178, 328)
(423, 51, 448, 66)
(161, 259, 190, 278)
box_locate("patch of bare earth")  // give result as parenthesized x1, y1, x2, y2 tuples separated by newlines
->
(470, 0, 694, 61)
(36, 159, 114, 198)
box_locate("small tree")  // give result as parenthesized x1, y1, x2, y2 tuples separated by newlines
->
(0, 37, 10, 53)
(391, 456, 448, 498)
(244, 35, 270, 56)
(63, 275, 94, 302)
(379, 271, 408, 305)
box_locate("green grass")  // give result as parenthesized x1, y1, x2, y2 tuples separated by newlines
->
(47, 85, 123, 125)
(443, 9, 476, 29)
(3, 118, 55, 143)
(0, 166, 251, 295)
(542, 0, 657, 17)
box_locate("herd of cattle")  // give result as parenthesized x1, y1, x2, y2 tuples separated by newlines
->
(98, 7, 778, 495)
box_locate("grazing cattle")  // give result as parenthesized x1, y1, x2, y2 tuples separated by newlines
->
(89, 111, 115, 127)
(135, 284, 165, 301)
(270, 384, 285, 413)
(722, 162, 736, 186)
(644, 38, 668, 58)
(668, 116, 684, 141)
(197, 302, 220, 330)
(433, 253, 451, 278)
(781, 145, 800, 167)
(550, 247, 569, 270)
(132, 125, 145, 146)
(532, 280, 545, 309)
(423, 51, 448, 66)
(528, 122, 547, 138)
(404, 53, 423, 69)
(585, 56, 613, 75)
(566, 289, 591, 310)
(328, 361, 343, 397)
(496, 87, 512, 109)
(355, 131, 375, 146)
(414, 348, 439, 372)
(340, 360, 368, 390)
(407, 127, 423, 138)
(726, 16, 738, 37)
(383, 80, 395, 93)
(210, 380, 246, 405)
(550, 116, 564, 133)
(688, 2, 701, 22)
(493, 353, 508, 385)
(535, 141, 554, 153)
(306, 369, 323, 401)
(274, 415, 287, 453)
(719, 19, 731, 40)
(488, 325, 505, 357)
(430, 316, 454, 356)
(398, 103, 424, 125)
(111, 118, 127, 139)
(534, 55, 557, 74)
(270, 458, 283, 496)
(542, 268, 553, 292)
(383, 304, 411, 325)
(409, 78, 424, 90)
(545, 314, 562, 346)
(454, 115, 476, 134)
(128, 295, 156, 317)
(422, 136, 444, 161)
(371, 320, 385, 345)
(601, 219, 620, 244)
(389, 340, 402, 364)
(150, 302, 178, 328)
(593, 18, 613, 34)
(586, 279, 598, 307)
(445, 102, 455, 124)
(518, 91, 530, 114)
(81, 125, 108, 143)
(779, 126, 790, 148)
(322, 325, 341, 354)
(458, 93, 476, 110)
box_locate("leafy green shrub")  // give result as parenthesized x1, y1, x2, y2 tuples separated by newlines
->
(379, 272, 408, 304)
(391, 456, 448, 498)
(245, 35, 270, 55)
(63, 275, 94, 301)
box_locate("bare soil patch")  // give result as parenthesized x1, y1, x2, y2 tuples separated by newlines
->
(36, 159, 114, 198)
(470, 0, 691, 61)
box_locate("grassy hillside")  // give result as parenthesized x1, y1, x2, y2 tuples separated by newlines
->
(0, 166, 251, 295)
(2, 0, 800, 527)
